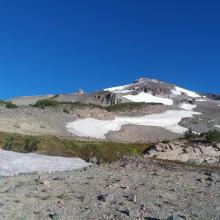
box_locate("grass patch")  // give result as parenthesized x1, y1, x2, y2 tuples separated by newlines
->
(33, 99, 163, 113)
(204, 130, 220, 142)
(33, 99, 58, 108)
(0, 100, 17, 109)
(0, 132, 148, 162)
(33, 99, 103, 110)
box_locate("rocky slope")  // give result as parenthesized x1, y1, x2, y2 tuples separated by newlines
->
(1, 77, 219, 143)
(144, 140, 220, 165)
(0, 156, 219, 220)
(0, 78, 220, 220)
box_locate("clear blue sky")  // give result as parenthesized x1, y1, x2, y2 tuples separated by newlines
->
(0, 0, 220, 99)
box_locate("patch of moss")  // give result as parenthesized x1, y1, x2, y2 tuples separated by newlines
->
(0, 100, 17, 108)
(0, 132, 148, 162)
(33, 99, 103, 110)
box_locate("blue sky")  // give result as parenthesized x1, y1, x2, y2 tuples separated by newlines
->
(0, 0, 220, 99)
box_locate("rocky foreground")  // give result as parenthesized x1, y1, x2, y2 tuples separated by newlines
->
(0, 157, 220, 220)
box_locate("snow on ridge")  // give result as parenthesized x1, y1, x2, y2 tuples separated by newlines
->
(66, 110, 201, 139)
(196, 99, 207, 102)
(0, 150, 90, 176)
(123, 92, 173, 105)
(104, 84, 130, 92)
(171, 86, 200, 98)
(113, 89, 134, 94)
(179, 103, 197, 111)
(215, 125, 220, 129)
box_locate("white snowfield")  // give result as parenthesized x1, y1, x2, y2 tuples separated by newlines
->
(123, 92, 173, 105)
(171, 86, 200, 98)
(215, 125, 220, 129)
(0, 150, 90, 176)
(66, 110, 201, 139)
(179, 103, 197, 111)
(196, 99, 207, 102)
(113, 89, 134, 94)
(104, 84, 130, 92)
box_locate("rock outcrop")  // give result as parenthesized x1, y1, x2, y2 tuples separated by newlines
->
(144, 140, 220, 165)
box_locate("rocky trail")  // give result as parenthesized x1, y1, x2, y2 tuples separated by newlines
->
(0, 156, 219, 220)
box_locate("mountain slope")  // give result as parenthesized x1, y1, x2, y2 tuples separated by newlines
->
(1, 77, 220, 142)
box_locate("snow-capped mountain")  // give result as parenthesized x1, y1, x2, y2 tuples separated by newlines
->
(3, 77, 220, 143)
(102, 78, 203, 110)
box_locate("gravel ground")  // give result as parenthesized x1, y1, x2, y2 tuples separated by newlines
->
(0, 157, 219, 220)
(0, 107, 74, 137)
(106, 125, 180, 143)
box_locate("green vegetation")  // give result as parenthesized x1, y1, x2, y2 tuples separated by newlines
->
(104, 102, 162, 112)
(0, 100, 5, 105)
(184, 128, 199, 140)
(0, 100, 17, 108)
(203, 130, 220, 142)
(184, 128, 220, 142)
(33, 99, 58, 108)
(5, 101, 18, 108)
(0, 132, 148, 162)
(33, 99, 103, 110)
(33, 99, 164, 112)
(4, 136, 14, 150)
(23, 137, 39, 152)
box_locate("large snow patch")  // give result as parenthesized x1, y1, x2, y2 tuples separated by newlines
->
(179, 103, 197, 111)
(0, 150, 90, 176)
(171, 86, 200, 98)
(104, 84, 130, 92)
(66, 110, 201, 139)
(123, 92, 173, 105)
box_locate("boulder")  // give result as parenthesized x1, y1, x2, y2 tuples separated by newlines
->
(166, 214, 186, 220)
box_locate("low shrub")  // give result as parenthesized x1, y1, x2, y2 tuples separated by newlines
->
(184, 128, 199, 140)
(0, 100, 17, 108)
(33, 99, 58, 108)
(23, 137, 39, 152)
(203, 130, 220, 142)
(4, 136, 14, 150)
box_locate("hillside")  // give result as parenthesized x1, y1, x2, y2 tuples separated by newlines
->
(1, 78, 219, 143)
(0, 77, 220, 220)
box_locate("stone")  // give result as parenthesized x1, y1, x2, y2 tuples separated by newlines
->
(166, 214, 186, 220)
(48, 213, 58, 219)
(128, 193, 137, 203)
(97, 194, 115, 204)
(129, 208, 141, 218)
(207, 173, 219, 183)
(117, 208, 130, 216)
(188, 159, 202, 164)
(89, 156, 98, 165)
(197, 178, 205, 183)
(169, 143, 175, 150)
(52, 176, 65, 181)
(215, 143, 220, 150)
(37, 175, 50, 186)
